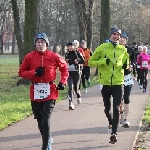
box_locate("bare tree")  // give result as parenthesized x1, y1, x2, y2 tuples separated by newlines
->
(100, 0, 110, 44)
(74, 0, 94, 49)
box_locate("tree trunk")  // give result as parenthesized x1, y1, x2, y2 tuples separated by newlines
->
(24, 0, 39, 57)
(11, 0, 24, 64)
(100, 0, 110, 44)
(95, 0, 110, 75)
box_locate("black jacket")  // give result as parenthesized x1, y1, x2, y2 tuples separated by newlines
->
(65, 50, 85, 71)
(124, 45, 134, 75)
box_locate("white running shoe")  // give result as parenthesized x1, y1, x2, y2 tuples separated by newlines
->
(69, 101, 74, 110)
(77, 98, 81, 104)
(122, 120, 130, 128)
(84, 88, 87, 93)
(139, 85, 143, 89)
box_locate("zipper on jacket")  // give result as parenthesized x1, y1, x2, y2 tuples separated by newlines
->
(111, 48, 116, 85)
(41, 54, 43, 83)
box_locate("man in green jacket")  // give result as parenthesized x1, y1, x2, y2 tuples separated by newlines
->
(88, 27, 129, 144)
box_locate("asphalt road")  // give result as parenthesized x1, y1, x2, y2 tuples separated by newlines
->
(0, 80, 149, 150)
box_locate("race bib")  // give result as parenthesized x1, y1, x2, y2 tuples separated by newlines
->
(124, 74, 134, 86)
(68, 64, 77, 71)
(34, 83, 50, 100)
(142, 61, 148, 68)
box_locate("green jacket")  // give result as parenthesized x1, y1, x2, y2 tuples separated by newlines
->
(89, 42, 129, 85)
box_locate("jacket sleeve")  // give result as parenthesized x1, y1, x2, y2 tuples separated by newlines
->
(18, 54, 36, 80)
(88, 45, 107, 67)
(76, 51, 85, 64)
(136, 54, 141, 64)
(56, 54, 69, 85)
(122, 48, 129, 69)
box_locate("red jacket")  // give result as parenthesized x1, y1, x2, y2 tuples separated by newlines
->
(18, 50, 69, 102)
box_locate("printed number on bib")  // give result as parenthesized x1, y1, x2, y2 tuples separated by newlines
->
(142, 61, 148, 68)
(34, 83, 50, 100)
(124, 74, 134, 86)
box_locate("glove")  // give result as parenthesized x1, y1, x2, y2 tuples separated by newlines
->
(35, 66, 44, 77)
(56, 82, 65, 90)
(106, 58, 110, 65)
(122, 63, 127, 69)
(139, 56, 142, 60)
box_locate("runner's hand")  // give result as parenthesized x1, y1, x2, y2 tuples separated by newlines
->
(35, 67, 44, 77)
(56, 82, 65, 90)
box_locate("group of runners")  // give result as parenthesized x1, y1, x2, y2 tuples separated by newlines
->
(18, 28, 150, 149)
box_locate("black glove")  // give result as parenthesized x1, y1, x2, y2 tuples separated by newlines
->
(139, 56, 142, 60)
(122, 63, 127, 69)
(106, 58, 110, 65)
(56, 82, 65, 90)
(35, 66, 44, 77)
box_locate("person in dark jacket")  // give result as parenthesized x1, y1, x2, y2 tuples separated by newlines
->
(65, 42, 85, 110)
(119, 32, 134, 128)
(18, 32, 69, 150)
(131, 42, 138, 80)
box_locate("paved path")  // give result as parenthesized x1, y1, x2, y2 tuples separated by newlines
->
(0, 81, 149, 150)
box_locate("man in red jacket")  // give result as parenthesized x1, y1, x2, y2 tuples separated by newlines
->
(18, 32, 69, 150)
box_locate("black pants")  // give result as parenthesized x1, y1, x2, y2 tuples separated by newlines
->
(81, 66, 90, 88)
(123, 84, 132, 104)
(31, 100, 55, 150)
(136, 68, 141, 84)
(68, 72, 81, 102)
(101, 85, 122, 134)
(132, 63, 136, 77)
(140, 69, 148, 90)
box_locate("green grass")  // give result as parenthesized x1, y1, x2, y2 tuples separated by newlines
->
(142, 99, 150, 123)
(0, 55, 99, 131)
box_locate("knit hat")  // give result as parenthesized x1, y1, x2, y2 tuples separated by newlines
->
(34, 32, 49, 46)
(73, 40, 79, 47)
(110, 28, 121, 37)
(121, 32, 128, 41)
(67, 42, 72, 47)
(81, 40, 86, 44)
(138, 46, 143, 50)
(143, 46, 148, 51)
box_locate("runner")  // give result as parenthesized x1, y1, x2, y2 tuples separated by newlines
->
(119, 32, 134, 128)
(137, 46, 150, 93)
(88, 27, 129, 144)
(18, 32, 69, 150)
(65, 42, 85, 110)
(80, 40, 92, 93)
(136, 46, 143, 89)
(132, 42, 138, 80)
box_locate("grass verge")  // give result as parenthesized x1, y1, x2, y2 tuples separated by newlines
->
(0, 55, 99, 131)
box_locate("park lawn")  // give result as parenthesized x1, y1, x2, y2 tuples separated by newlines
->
(0, 55, 99, 131)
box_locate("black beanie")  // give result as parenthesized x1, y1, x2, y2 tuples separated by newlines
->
(67, 42, 72, 47)
(109, 28, 121, 37)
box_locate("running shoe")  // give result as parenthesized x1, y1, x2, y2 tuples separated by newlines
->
(109, 134, 117, 144)
(69, 101, 74, 110)
(139, 85, 143, 89)
(122, 120, 130, 128)
(77, 98, 81, 104)
(84, 88, 87, 93)
(47, 138, 53, 150)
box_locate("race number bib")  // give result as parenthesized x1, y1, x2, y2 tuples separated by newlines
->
(34, 83, 50, 100)
(142, 61, 148, 68)
(124, 74, 134, 86)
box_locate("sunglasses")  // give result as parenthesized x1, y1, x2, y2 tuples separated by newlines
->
(74, 43, 77, 44)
